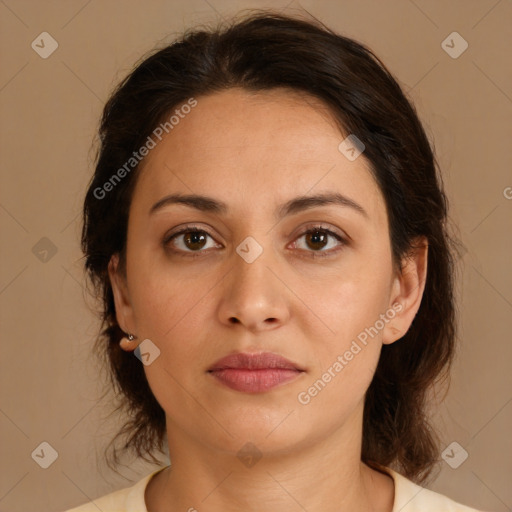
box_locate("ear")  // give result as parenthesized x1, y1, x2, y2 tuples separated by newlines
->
(382, 237, 428, 345)
(108, 253, 137, 351)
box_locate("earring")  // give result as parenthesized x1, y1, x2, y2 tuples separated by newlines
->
(120, 333, 137, 346)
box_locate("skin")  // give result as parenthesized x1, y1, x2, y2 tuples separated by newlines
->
(108, 87, 428, 512)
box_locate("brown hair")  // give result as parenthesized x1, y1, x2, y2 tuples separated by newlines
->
(82, 10, 457, 483)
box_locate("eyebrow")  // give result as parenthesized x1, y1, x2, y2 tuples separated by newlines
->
(149, 192, 368, 219)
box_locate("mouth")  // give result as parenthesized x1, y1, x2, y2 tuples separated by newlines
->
(207, 352, 305, 393)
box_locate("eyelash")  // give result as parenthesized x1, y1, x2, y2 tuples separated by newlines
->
(162, 224, 347, 260)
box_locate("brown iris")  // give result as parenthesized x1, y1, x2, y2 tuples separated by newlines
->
(183, 231, 208, 251)
(304, 230, 328, 251)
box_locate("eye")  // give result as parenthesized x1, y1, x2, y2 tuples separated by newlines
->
(163, 226, 220, 257)
(163, 224, 347, 259)
(291, 225, 347, 258)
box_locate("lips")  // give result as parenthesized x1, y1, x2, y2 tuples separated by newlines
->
(208, 352, 305, 371)
(208, 352, 305, 393)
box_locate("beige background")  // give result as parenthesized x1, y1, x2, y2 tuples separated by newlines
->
(0, 1, 511, 511)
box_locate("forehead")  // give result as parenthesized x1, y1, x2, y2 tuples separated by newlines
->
(133, 88, 385, 223)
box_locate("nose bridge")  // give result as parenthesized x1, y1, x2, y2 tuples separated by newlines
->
(234, 241, 272, 292)
(218, 234, 289, 330)
(231, 235, 278, 303)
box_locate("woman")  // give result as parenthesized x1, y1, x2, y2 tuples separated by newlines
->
(65, 10, 484, 512)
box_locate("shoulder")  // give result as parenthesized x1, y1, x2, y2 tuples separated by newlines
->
(62, 465, 485, 512)
(62, 467, 166, 512)
(385, 468, 484, 512)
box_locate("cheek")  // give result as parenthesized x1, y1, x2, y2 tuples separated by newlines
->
(298, 277, 387, 413)
(297, 344, 381, 428)
(308, 261, 393, 350)
(127, 243, 212, 337)
(132, 278, 209, 342)
(300, 257, 392, 401)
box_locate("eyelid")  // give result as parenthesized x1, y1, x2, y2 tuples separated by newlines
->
(162, 224, 220, 248)
(288, 223, 347, 257)
(162, 222, 348, 257)
(292, 222, 347, 241)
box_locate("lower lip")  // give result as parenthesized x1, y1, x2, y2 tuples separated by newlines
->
(208, 368, 303, 393)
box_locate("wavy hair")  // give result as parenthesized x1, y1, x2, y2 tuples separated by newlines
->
(81, 10, 457, 483)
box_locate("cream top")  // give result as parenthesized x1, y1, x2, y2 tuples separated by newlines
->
(64, 465, 483, 512)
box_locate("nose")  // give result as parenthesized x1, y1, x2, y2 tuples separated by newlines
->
(217, 248, 290, 333)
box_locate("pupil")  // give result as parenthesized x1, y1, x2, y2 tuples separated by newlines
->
(308, 231, 327, 250)
(182, 230, 328, 252)
(185, 231, 206, 250)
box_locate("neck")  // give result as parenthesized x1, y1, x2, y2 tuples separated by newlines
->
(145, 406, 395, 512)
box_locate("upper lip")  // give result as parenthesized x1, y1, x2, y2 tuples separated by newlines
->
(208, 352, 305, 371)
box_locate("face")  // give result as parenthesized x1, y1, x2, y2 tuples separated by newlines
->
(109, 88, 426, 458)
